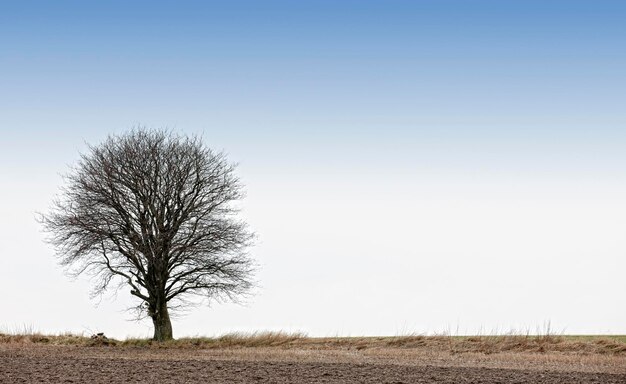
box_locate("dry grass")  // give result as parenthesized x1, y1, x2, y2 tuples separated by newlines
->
(1, 330, 625, 356)
(122, 331, 307, 348)
(0, 332, 88, 346)
(288, 334, 626, 355)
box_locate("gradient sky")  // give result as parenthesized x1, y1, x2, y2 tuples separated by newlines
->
(1, 1, 625, 338)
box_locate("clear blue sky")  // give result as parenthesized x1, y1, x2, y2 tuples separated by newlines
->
(1, 1, 625, 337)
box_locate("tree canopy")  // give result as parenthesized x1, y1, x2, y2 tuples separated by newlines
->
(42, 129, 255, 340)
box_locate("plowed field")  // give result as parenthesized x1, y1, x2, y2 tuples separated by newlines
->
(2, 345, 625, 383)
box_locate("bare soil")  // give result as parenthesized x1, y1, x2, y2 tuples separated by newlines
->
(2, 344, 626, 383)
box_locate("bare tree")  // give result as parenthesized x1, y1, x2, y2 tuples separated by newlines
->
(41, 129, 255, 341)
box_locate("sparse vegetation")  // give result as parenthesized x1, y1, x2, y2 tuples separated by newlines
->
(1, 331, 625, 355)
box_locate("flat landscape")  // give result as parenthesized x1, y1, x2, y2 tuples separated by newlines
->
(2, 333, 626, 383)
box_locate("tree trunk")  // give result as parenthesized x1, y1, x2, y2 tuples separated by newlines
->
(151, 302, 173, 341)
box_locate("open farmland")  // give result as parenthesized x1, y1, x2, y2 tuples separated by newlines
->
(2, 333, 626, 383)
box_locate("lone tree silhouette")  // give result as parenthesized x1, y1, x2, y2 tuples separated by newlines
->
(42, 129, 255, 341)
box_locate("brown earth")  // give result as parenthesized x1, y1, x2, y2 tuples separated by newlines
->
(2, 344, 626, 384)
